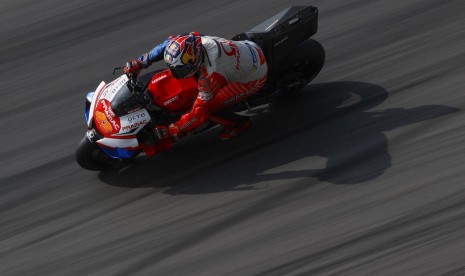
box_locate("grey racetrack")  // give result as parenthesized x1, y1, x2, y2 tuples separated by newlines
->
(2, 0, 465, 275)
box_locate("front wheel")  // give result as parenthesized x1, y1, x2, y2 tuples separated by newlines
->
(75, 137, 113, 171)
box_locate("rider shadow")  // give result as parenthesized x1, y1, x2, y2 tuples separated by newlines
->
(98, 81, 460, 193)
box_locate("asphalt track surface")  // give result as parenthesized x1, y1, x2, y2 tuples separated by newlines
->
(1, 0, 465, 275)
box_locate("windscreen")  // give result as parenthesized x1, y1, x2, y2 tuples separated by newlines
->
(110, 85, 143, 117)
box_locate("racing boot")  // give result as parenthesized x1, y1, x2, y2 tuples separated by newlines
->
(218, 118, 251, 140)
(210, 113, 251, 140)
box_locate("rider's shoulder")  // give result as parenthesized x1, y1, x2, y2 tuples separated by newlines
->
(201, 35, 226, 44)
(201, 36, 223, 58)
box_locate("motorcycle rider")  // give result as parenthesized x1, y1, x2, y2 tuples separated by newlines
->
(123, 32, 268, 142)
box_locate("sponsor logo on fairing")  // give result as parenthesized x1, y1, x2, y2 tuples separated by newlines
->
(118, 109, 150, 134)
(121, 120, 148, 132)
(101, 100, 120, 131)
(164, 95, 179, 106)
(95, 111, 113, 133)
(127, 112, 146, 122)
(151, 74, 168, 84)
(86, 130, 96, 141)
(100, 76, 127, 102)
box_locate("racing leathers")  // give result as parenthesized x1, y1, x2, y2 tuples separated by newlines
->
(136, 34, 268, 139)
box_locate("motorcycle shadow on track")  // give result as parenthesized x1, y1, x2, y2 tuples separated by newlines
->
(99, 81, 459, 193)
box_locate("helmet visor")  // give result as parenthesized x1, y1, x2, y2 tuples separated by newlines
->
(169, 64, 195, 79)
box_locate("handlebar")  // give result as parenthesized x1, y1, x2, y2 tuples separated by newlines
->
(122, 71, 151, 112)
(113, 66, 140, 85)
(112, 67, 124, 75)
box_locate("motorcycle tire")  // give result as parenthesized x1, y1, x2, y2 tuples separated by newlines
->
(75, 137, 112, 171)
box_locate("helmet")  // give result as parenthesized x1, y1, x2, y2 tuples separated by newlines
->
(164, 32, 202, 78)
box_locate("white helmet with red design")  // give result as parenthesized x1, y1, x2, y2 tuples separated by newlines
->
(164, 32, 203, 78)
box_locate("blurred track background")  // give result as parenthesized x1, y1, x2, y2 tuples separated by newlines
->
(1, 0, 465, 275)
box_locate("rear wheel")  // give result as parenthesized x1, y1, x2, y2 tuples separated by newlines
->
(75, 137, 112, 171)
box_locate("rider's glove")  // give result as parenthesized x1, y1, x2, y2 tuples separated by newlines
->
(154, 124, 181, 140)
(124, 59, 142, 77)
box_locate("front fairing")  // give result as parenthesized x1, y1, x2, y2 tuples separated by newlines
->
(85, 75, 150, 159)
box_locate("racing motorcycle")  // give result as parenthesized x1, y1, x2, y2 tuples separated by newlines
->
(76, 6, 325, 170)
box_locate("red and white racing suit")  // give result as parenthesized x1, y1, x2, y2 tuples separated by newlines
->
(169, 36, 268, 135)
